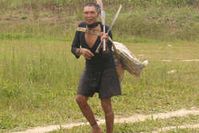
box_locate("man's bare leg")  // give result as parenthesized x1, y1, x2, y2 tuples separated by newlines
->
(76, 95, 102, 133)
(101, 98, 114, 133)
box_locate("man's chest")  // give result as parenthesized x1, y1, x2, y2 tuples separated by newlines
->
(84, 25, 101, 48)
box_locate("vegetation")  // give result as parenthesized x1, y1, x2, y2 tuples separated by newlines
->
(0, 0, 199, 132)
(0, 0, 199, 41)
(51, 115, 199, 132)
(1, 40, 199, 132)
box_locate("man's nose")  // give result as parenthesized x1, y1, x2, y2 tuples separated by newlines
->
(87, 13, 92, 17)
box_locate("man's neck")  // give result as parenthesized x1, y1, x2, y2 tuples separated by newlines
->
(86, 21, 101, 29)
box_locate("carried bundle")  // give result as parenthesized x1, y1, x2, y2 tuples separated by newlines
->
(112, 41, 148, 78)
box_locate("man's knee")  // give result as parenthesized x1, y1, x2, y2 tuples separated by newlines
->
(75, 95, 88, 106)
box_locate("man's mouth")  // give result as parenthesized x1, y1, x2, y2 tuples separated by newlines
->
(87, 18, 94, 20)
(86, 18, 95, 23)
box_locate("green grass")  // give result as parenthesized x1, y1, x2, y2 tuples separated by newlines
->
(50, 115, 199, 132)
(0, 39, 199, 132)
(167, 129, 199, 133)
(0, 39, 83, 131)
(1, 0, 198, 9)
(1, 0, 199, 132)
(0, 0, 199, 41)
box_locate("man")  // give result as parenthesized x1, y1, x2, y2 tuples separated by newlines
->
(71, 2, 121, 133)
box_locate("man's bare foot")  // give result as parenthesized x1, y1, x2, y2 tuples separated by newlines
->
(92, 127, 102, 133)
(91, 124, 102, 133)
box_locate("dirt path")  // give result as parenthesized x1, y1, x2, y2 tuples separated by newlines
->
(162, 59, 199, 62)
(13, 107, 199, 133)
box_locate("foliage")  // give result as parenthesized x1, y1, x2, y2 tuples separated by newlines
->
(0, 0, 199, 41)
(0, 0, 199, 132)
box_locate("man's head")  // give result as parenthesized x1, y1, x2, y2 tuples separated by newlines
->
(83, 3, 100, 24)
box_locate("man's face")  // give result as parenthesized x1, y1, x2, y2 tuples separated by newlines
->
(83, 6, 98, 24)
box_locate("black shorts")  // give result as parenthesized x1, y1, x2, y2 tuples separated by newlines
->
(77, 67, 121, 99)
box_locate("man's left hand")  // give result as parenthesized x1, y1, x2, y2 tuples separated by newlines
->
(100, 32, 108, 42)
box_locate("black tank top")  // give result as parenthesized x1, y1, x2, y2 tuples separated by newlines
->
(71, 22, 115, 71)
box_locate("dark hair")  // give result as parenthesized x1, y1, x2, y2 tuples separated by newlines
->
(84, 2, 101, 14)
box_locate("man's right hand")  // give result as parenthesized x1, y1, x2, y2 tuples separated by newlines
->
(80, 48, 94, 60)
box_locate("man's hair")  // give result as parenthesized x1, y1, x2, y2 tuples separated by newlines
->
(84, 2, 101, 14)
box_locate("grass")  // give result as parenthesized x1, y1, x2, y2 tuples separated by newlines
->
(0, 39, 199, 132)
(50, 115, 199, 132)
(0, 0, 199, 41)
(0, 39, 83, 131)
(0, 0, 199, 132)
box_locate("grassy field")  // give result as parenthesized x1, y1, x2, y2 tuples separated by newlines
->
(0, 39, 199, 132)
(0, 0, 199, 41)
(51, 115, 199, 132)
(0, 0, 199, 132)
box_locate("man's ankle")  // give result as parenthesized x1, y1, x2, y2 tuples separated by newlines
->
(91, 122, 100, 129)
